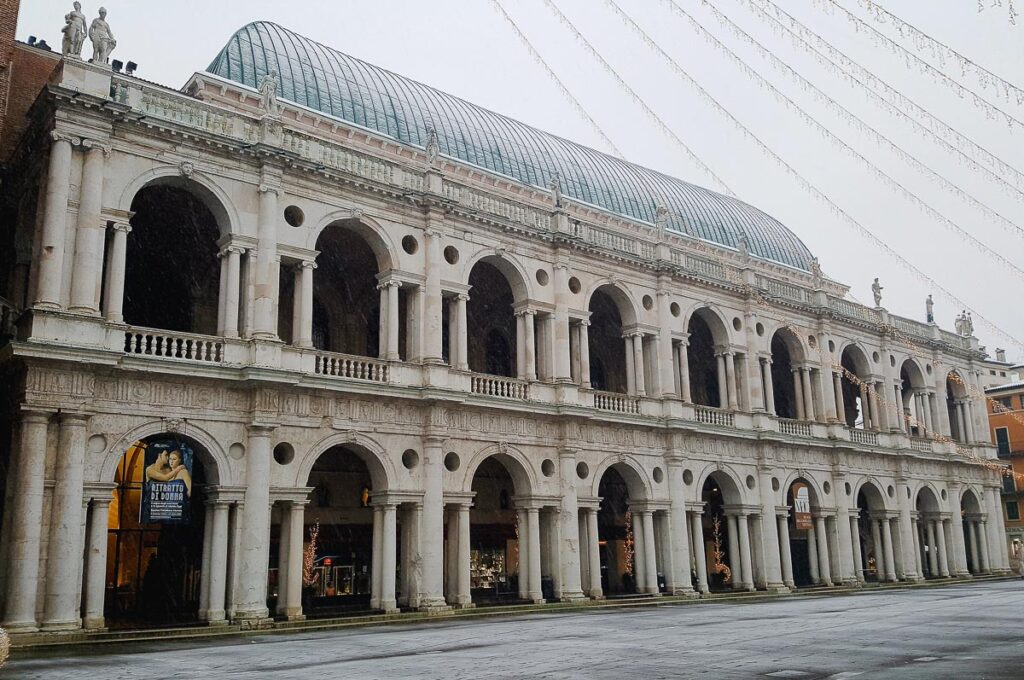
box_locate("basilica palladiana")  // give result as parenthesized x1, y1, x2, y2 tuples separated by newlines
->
(0, 19, 1009, 635)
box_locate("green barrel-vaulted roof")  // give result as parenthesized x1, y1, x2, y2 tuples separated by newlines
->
(207, 21, 815, 271)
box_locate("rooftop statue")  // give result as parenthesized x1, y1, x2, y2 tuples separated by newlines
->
(549, 171, 563, 209)
(925, 294, 934, 323)
(425, 126, 439, 168)
(88, 7, 116, 65)
(871, 277, 883, 307)
(810, 257, 823, 288)
(61, 2, 87, 58)
(258, 70, 280, 116)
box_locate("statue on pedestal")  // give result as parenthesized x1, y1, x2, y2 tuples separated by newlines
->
(549, 171, 563, 209)
(871, 277, 883, 307)
(61, 2, 87, 58)
(88, 7, 116, 65)
(810, 257, 823, 288)
(736, 231, 750, 260)
(258, 70, 280, 116)
(925, 294, 934, 323)
(425, 126, 439, 168)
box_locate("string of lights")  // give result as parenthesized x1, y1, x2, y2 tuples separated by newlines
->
(488, 0, 627, 160)
(536, 0, 737, 198)
(739, 0, 1024, 197)
(812, 0, 1024, 127)
(976, 0, 1019, 25)
(568, 0, 1023, 350)
(856, 1, 1021, 88)
(661, 0, 1024, 276)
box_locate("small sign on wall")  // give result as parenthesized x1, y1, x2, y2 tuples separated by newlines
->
(793, 482, 812, 531)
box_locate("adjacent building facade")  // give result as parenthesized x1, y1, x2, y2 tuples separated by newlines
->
(0, 20, 1010, 635)
(986, 378, 1024, 558)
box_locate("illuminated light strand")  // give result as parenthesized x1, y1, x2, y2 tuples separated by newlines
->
(813, 0, 1024, 127)
(858, 1, 1022, 91)
(538, 0, 737, 197)
(978, 0, 1020, 26)
(488, 0, 627, 160)
(578, 0, 1023, 352)
(659, 0, 1024, 277)
(658, 206, 1022, 485)
(740, 0, 1024, 198)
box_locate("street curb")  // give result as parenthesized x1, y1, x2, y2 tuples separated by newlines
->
(9, 574, 1017, 657)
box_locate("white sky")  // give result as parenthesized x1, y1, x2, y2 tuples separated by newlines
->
(18, 1, 1024, 360)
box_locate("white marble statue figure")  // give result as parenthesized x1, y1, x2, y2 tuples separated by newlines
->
(965, 312, 974, 336)
(736, 231, 750, 259)
(871, 277, 883, 307)
(549, 171, 563, 208)
(655, 205, 669, 235)
(425, 127, 439, 168)
(954, 310, 965, 336)
(925, 294, 934, 323)
(258, 70, 280, 115)
(88, 7, 116, 65)
(61, 2, 87, 57)
(810, 257, 823, 288)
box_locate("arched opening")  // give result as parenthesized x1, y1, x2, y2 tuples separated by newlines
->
(124, 185, 221, 334)
(105, 435, 210, 628)
(587, 287, 628, 393)
(916, 487, 945, 579)
(687, 309, 727, 407)
(301, 445, 376, 615)
(771, 329, 803, 419)
(785, 479, 818, 587)
(839, 346, 871, 428)
(946, 372, 969, 442)
(596, 463, 657, 596)
(700, 472, 744, 591)
(467, 261, 517, 377)
(855, 483, 888, 582)
(467, 457, 520, 604)
(312, 222, 383, 356)
(899, 360, 928, 436)
(960, 490, 986, 574)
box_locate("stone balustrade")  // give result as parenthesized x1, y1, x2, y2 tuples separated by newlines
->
(593, 390, 641, 414)
(778, 418, 813, 438)
(694, 405, 736, 428)
(124, 328, 225, 363)
(848, 428, 879, 446)
(470, 374, 530, 400)
(313, 351, 389, 382)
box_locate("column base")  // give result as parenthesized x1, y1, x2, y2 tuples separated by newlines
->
(82, 617, 107, 630)
(588, 591, 605, 600)
(2, 621, 40, 634)
(530, 598, 547, 605)
(556, 591, 588, 603)
(452, 602, 475, 610)
(840, 578, 860, 587)
(670, 587, 699, 598)
(207, 618, 230, 627)
(40, 618, 81, 632)
(764, 584, 790, 594)
(417, 598, 452, 615)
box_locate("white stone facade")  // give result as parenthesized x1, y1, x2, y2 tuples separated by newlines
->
(0, 54, 1011, 635)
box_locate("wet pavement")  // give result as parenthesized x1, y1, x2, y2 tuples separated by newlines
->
(9, 579, 1024, 679)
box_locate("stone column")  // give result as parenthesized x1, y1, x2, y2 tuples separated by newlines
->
(912, 518, 923, 577)
(726, 514, 741, 589)
(386, 281, 402, 360)
(858, 384, 870, 428)
(252, 184, 279, 338)
(295, 261, 315, 347)
(850, 516, 864, 582)
(716, 354, 728, 407)
(517, 508, 530, 600)
(419, 436, 447, 609)
(947, 488, 969, 576)
(41, 413, 88, 629)
(922, 393, 934, 433)
(207, 500, 231, 622)
(690, 511, 709, 594)
(2, 411, 50, 630)
(632, 510, 646, 592)
(632, 333, 646, 396)
(967, 521, 979, 573)
(275, 505, 290, 617)
(36, 133, 75, 308)
(978, 520, 991, 572)
(815, 516, 832, 586)
(82, 495, 112, 629)
(725, 352, 739, 410)
(925, 520, 938, 576)
(453, 503, 472, 607)
(678, 340, 691, 402)
(69, 142, 108, 312)
(963, 402, 976, 442)
(586, 509, 603, 598)
(516, 312, 527, 379)
(578, 321, 592, 388)
(656, 512, 674, 591)
(793, 369, 806, 420)
(833, 373, 846, 423)
(640, 511, 659, 594)
(777, 513, 794, 588)
(881, 519, 897, 582)
(234, 425, 273, 622)
(867, 386, 880, 430)
(283, 502, 305, 619)
(382, 503, 399, 611)
(737, 514, 755, 591)
(656, 290, 676, 397)
(370, 504, 383, 610)
(220, 246, 242, 339)
(801, 368, 815, 421)
(935, 520, 950, 577)
(557, 450, 585, 600)
(524, 310, 537, 381)
(762, 358, 776, 415)
(444, 509, 456, 603)
(423, 227, 443, 361)
(870, 518, 884, 580)
(527, 507, 543, 602)
(455, 294, 469, 371)
(665, 458, 694, 595)
(895, 479, 918, 581)
(807, 522, 820, 584)
(955, 402, 967, 442)
(102, 222, 131, 322)
(552, 263, 572, 381)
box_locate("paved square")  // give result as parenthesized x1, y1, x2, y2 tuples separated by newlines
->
(10, 581, 1024, 679)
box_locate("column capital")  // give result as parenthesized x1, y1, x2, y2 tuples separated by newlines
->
(455, 292, 470, 302)
(59, 411, 90, 426)
(299, 260, 318, 270)
(246, 423, 276, 436)
(109, 221, 132, 234)
(49, 130, 80, 146)
(219, 244, 246, 258)
(80, 138, 112, 156)
(578, 319, 591, 327)
(376, 279, 402, 291)
(19, 408, 53, 424)
(257, 183, 281, 196)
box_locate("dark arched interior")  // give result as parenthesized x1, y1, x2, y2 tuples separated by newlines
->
(467, 261, 515, 377)
(771, 333, 798, 419)
(313, 224, 381, 356)
(688, 314, 720, 407)
(469, 457, 518, 602)
(597, 467, 635, 594)
(840, 349, 865, 427)
(700, 476, 731, 590)
(786, 481, 813, 586)
(125, 186, 221, 334)
(588, 290, 627, 393)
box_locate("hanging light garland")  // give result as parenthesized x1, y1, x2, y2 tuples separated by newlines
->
(742, 0, 1024, 194)
(655, 0, 1024, 275)
(976, 0, 1020, 25)
(813, 0, 1024, 123)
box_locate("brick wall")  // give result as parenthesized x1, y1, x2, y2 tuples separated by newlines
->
(0, 0, 19, 154)
(1, 43, 60, 162)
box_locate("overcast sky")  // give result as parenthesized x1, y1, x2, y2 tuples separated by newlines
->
(18, 1, 1023, 361)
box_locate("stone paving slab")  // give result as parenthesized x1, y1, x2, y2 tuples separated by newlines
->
(8, 579, 1024, 679)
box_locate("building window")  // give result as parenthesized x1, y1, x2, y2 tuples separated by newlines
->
(996, 427, 1011, 459)
(1007, 501, 1021, 521)
(997, 396, 1014, 410)
(1003, 470, 1017, 494)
